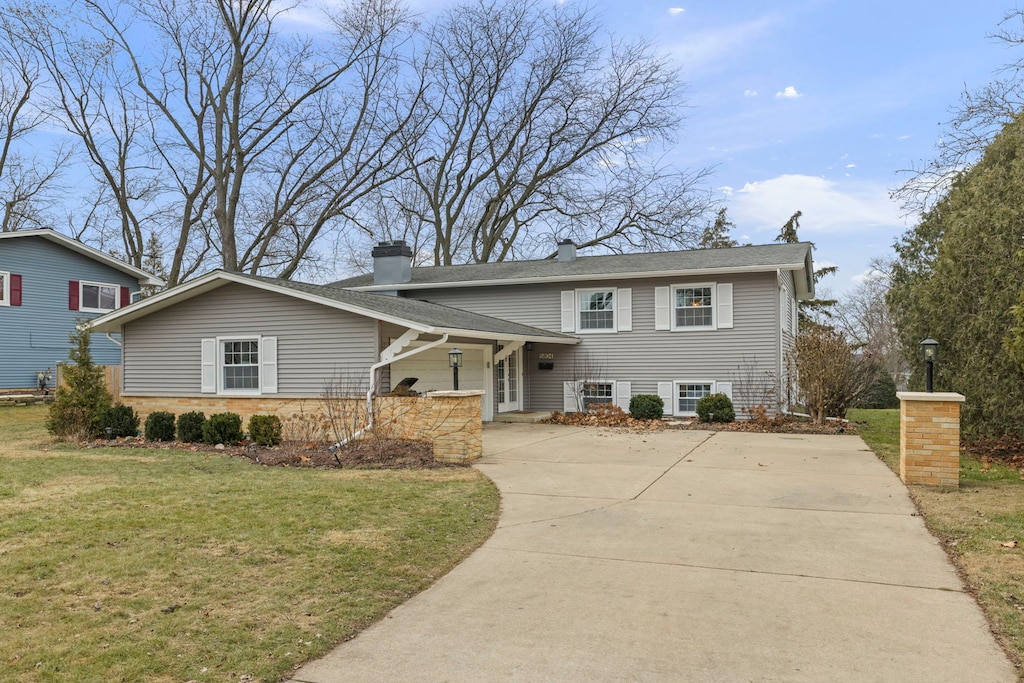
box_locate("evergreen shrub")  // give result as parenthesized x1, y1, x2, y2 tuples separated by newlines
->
(696, 393, 735, 423)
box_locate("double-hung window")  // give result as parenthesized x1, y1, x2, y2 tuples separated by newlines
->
(201, 336, 278, 395)
(0, 272, 7, 306)
(561, 288, 632, 333)
(675, 286, 713, 328)
(677, 383, 713, 415)
(655, 282, 732, 331)
(579, 289, 615, 331)
(80, 282, 119, 313)
(222, 339, 260, 391)
(582, 381, 614, 408)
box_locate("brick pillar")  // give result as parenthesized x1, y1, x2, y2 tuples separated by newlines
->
(424, 390, 483, 464)
(896, 392, 965, 487)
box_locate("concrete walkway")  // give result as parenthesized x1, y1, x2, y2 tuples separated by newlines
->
(291, 424, 1016, 682)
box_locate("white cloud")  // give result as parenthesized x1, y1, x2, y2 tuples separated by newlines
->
(663, 15, 781, 72)
(725, 174, 903, 236)
(668, 7, 685, 15)
(845, 163, 856, 168)
(774, 86, 802, 99)
(852, 268, 887, 285)
(743, 89, 758, 97)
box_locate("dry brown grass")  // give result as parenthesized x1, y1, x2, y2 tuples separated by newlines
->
(0, 404, 499, 682)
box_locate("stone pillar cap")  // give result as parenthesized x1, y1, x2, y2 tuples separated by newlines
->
(896, 391, 966, 403)
(425, 390, 484, 397)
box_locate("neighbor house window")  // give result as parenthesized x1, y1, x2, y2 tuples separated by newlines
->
(80, 282, 119, 313)
(579, 289, 615, 331)
(677, 383, 713, 415)
(222, 339, 260, 391)
(0, 271, 7, 306)
(582, 382, 614, 409)
(674, 286, 713, 328)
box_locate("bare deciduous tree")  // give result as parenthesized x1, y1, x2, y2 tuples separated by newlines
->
(834, 258, 907, 385)
(894, 9, 1024, 213)
(0, 11, 65, 232)
(362, 0, 713, 265)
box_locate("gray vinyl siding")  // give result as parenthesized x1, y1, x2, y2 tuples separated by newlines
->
(415, 272, 785, 412)
(0, 236, 141, 389)
(122, 283, 377, 396)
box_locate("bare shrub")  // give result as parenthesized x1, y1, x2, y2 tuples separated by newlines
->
(730, 354, 780, 419)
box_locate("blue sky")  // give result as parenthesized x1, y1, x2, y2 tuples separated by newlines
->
(586, 0, 1014, 293)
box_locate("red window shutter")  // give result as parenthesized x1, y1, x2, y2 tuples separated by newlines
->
(120, 286, 130, 308)
(69, 280, 79, 310)
(10, 274, 21, 306)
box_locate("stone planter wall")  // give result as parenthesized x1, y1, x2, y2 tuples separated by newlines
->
(123, 390, 484, 463)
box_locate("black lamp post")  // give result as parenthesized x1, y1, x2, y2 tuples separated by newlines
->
(448, 348, 463, 390)
(920, 338, 939, 393)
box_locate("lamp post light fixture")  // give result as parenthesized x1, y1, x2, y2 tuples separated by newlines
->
(448, 348, 463, 391)
(920, 338, 939, 393)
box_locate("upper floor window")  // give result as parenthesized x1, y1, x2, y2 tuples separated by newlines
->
(80, 282, 119, 313)
(0, 272, 7, 306)
(675, 286, 713, 328)
(655, 282, 732, 331)
(579, 289, 615, 330)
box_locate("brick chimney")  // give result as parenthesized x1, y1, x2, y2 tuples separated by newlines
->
(372, 240, 413, 289)
(556, 239, 577, 263)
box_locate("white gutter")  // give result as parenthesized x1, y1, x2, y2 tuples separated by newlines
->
(331, 333, 451, 451)
(105, 333, 122, 347)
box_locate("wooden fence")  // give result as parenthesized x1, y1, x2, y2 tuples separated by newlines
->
(55, 363, 122, 403)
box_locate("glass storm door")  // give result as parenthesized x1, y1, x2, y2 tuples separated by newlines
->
(496, 346, 522, 412)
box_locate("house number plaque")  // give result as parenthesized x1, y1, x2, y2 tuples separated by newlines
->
(537, 352, 554, 360)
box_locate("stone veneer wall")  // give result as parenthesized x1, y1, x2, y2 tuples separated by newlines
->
(897, 391, 965, 487)
(123, 390, 483, 464)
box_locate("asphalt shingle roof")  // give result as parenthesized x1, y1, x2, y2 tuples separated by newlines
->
(244, 274, 575, 341)
(332, 242, 813, 289)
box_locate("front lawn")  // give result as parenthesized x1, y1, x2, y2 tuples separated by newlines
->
(0, 405, 499, 682)
(849, 408, 1024, 673)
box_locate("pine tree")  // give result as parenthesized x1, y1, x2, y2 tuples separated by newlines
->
(46, 322, 113, 440)
(697, 208, 739, 248)
(775, 210, 837, 323)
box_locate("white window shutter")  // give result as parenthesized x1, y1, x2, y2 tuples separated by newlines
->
(717, 381, 733, 399)
(717, 283, 733, 329)
(617, 288, 632, 331)
(563, 381, 579, 412)
(201, 338, 216, 393)
(561, 290, 576, 333)
(655, 287, 670, 330)
(657, 382, 674, 415)
(615, 381, 631, 410)
(261, 336, 278, 394)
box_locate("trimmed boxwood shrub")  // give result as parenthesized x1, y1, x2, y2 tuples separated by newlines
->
(100, 403, 140, 437)
(145, 411, 176, 441)
(177, 411, 206, 443)
(629, 394, 664, 420)
(248, 414, 282, 447)
(203, 412, 243, 445)
(696, 393, 735, 423)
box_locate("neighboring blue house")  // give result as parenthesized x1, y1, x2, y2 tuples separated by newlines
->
(0, 229, 166, 390)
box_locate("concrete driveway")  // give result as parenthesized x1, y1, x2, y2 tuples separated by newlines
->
(292, 424, 1016, 682)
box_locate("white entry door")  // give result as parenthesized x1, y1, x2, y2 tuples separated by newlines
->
(496, 346, 522, 412)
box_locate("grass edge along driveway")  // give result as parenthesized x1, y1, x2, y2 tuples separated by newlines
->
(850, 408, 1024, 677)
(0, 405, 499, 682)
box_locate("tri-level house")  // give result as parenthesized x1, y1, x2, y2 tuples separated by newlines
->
(87, 239, 814, 421)
(0, 229, 165, 391)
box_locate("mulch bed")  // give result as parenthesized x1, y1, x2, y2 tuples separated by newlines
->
(84, 436, 446, 469)
(963, 436, 1024, 469)
(544, 406, 855, 435)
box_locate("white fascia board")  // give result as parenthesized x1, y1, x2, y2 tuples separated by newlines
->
(1, 229, 167, 286)
(346, 262, 811, 292)
(432, 327, 579, 344)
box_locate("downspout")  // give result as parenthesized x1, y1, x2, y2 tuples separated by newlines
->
(330, 333, 450, 451)
(106, 333, 122, 347)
